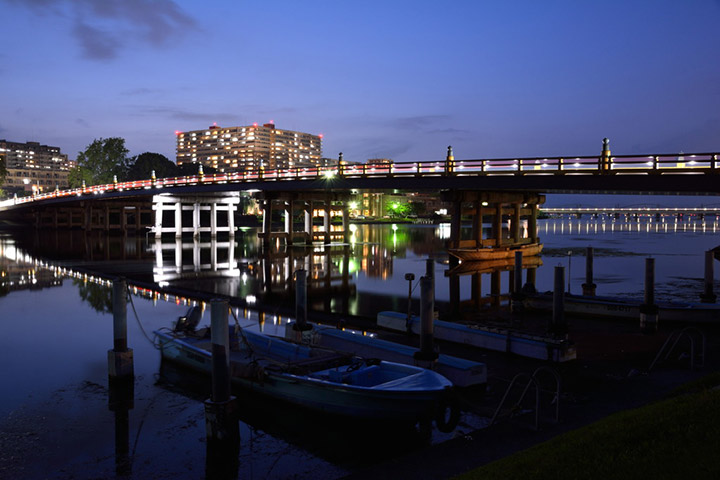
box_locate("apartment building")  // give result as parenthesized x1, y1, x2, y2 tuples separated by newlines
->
(176, 123, 322, 173)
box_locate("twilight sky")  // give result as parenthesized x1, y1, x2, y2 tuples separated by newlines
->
(1, 0, 719, 167)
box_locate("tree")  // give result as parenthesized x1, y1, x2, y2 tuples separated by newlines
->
(73, 137, 130, 187)
(0, 155, 7, 185)
(386, 201, 411, 218)
(126, 152, 179, 180)
(0, 155, 6, 199)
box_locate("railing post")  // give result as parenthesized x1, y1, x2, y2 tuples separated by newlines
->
(557, 157, 564, 173)
(653, 156, 659, 172)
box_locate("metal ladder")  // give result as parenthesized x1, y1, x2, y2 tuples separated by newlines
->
(490, 366, 561, 431)
(648, 326, 706, 372)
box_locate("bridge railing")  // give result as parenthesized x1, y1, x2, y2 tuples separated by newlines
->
(3, 151, 718, 208)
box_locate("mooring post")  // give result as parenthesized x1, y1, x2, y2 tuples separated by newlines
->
(204, 299, 239, 442)
(700, 250, 717, 303)
(425, 258, 436, 318)
(511, 250, 524, 313)
(293, 269, 312, 333)
(582, 246, 597, 296)
(640, 257, 659, 334)
(108, 278, 134, 379)
(426, 257, 434, 280)
(551, 266, 567, 335)
(404, 273, 415, 333)
(414, 276, 438, 368)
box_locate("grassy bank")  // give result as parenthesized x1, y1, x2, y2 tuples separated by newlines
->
(454, 375, 720, 480)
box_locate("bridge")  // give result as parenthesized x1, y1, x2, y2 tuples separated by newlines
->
(0, 142, 717, 251)
(542, 206, 720, 218)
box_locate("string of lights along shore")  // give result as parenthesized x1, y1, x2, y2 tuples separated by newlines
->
(175, 122, 336, 174)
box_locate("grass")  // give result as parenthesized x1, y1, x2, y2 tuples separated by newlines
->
(453, 376, 720, 480)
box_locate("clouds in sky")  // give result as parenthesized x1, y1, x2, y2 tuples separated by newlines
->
(4, 0, 197, 60)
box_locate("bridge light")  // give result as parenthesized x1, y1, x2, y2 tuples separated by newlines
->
(324, 170, 335, 179)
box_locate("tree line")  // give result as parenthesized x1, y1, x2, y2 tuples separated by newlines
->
(68, 137, 209, 188)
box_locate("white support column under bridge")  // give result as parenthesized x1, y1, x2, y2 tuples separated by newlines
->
(152, 194, 239, 238)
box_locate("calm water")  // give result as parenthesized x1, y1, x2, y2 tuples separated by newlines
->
(1, 217, 719, 479)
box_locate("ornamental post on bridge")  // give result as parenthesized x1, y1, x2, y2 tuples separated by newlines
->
(600, 138, 611, 173)
(444, 145, 454, 175)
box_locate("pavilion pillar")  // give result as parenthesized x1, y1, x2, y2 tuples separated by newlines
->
(493, 203, 503, 247)
(529, 204, 538, 243)
(512, 203, 521, 243)
(472, 201, 484, 247)
(450, 199, 462, 249)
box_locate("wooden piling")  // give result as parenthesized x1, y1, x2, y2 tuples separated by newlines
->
(210, 300, 231, 403)
(640, 258, 659, 333)
(294, 269, 311, 331)
(700, 250, 717, 303)
(404, 273, 415, 332)
(414, 276, 438, 365)
(582, 246, 597, 296)
(204, 299, 239, 442)
(108, 278, 133, 379)
(551, 266, 566, 335)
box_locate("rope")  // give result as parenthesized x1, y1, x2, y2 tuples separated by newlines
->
(126, 287, 160, 349)
(229, 307, 255, 356)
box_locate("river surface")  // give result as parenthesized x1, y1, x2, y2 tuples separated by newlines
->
(1, 217, 719, 479)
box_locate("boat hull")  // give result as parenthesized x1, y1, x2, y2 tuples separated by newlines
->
(154, 331, 451, 421)
(448, 243, 543, 261)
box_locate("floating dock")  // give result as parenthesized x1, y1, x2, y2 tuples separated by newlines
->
(377, 311, 576, 362)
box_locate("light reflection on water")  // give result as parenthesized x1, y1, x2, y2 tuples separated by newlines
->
(1, 218, 719, 478)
